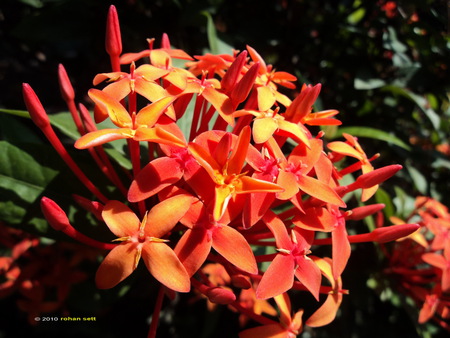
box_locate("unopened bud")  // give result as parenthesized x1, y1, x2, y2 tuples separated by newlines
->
(40, 197, 70, 231)
(22, 83, 50, 129)
(231, 62, 259, 106)
(352, 165, 402, 190)
(372, 223, 420, 243)
(105, 5, 122, 57)
(206, 287, 236, 304)
(58, 64, 75, 102)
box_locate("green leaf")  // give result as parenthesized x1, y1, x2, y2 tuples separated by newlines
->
(202, 11, 233, 55)
(375, 187, 394, 220)
(347, 8, 366, 25)
(0, 108, 30, 118)
(381, 86, 441, 130)
(405, 163, 428, 194)
(0, 141, 59, 233)
(49, 111, 80, 140)
(332, 126, 411, 151)
(393, 186, 415, 219)
(354, 77, 386, 90)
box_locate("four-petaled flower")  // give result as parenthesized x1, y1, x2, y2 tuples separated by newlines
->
(95, 195, 193, 292)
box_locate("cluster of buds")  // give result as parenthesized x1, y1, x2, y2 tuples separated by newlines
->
(21, 6, 419, 337)
(0, 225, 96, 324)
(384, 197, 450, 331)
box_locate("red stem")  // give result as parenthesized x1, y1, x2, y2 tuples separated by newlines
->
(147, 285, 165, 338)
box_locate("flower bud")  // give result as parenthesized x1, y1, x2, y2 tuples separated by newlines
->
(206, 287, 236, 304)
(105, 5, 122, 57)
(58, 64, 75, 102)
(22, 83, 50, 129)
(40, 197, 70, 231)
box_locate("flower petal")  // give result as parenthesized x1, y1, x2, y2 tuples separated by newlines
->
(95, 243, 137, 289)
(135, 96, 177, 127)
(256, 254, 294, 299)
(294, 256, 322, 300)
(253, 117, 278, 144)
(212, 225, 258, 274)
(74, 128, 132, 149)
(102, 200, 140, 237)
(144, 194, 193, 238)
(174, 228, 212, 277)
(297, 175, 346, 207)
(88, 89, 131, 128)
(128, 157, 183, 202)
(141, 243, 190, 292)
(239, 324, 286, 338)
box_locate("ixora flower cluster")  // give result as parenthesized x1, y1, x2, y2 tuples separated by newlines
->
(22, 6, 419, 337)
(384, 197, 450, 331)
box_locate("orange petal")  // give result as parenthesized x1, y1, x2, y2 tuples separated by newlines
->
(422, 253, 446, 270)
(188, 142, 222, 181)
(276, 171, 299, 200)
(297, 175, 346, 207)
(136, 96, 177, 127)
(74, 128, 132, 149)
(103, 78, 133, 102)
(135, 64, 170, 81)
(88, 89, 131, 128)
(327, 141, 362, 159)
(237, 176, 284, 194)
(246, 45, 267, 74)
(253, 117, 278, 144)
(133, 126, 186, 147)
(102, 200, 140, 237)
(212, 225, 258, 274)
(95, 243, 137, 289)
(277, 119, 310, 147)
(141, 243, 190, 292)
(306, 291, 342, 327)
(257, 86, 276, 111)
(201, 87, 235, 126)
(239, 324, 285, 338)
(256, 254, 294, 299)
(144, 194, 193, 238)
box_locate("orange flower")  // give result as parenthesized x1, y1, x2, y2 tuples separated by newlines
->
(92, 62, 173, 121)
(234, 106, 310, 146)
(188, 126, 283, 221)
(327, 133, 378, 201)
(74, 89, 185, 149)
(95, 195, 192, 292)
(239, 292, 303, 338)
(257, 211, 322, 300)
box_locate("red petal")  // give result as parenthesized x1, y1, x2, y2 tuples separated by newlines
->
(175, 228, 212, 276)
(256, 254, 294, 299)
(332, 224, 351, 279)
(128, 157, 183, 202)
(294, 257, 322, 300)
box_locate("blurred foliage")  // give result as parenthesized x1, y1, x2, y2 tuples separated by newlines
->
(0, 0, 449, 337)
